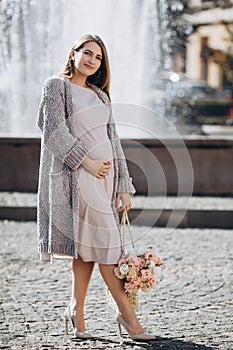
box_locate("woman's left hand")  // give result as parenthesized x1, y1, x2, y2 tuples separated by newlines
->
(116, 192, 132, 212)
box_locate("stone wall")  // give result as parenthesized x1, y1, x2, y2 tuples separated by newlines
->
(0, 135, 233, 195)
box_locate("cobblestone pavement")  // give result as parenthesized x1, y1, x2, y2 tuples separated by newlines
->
(0, 221, 232, 350)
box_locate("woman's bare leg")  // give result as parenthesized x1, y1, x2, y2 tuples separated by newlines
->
(70, 257, 94, 331)
(98, 264, 144, 335)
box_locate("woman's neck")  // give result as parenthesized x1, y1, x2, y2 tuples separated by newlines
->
(70, 73, 88, 88)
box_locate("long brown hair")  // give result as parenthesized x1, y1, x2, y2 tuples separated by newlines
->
(59, 34, 111, 100)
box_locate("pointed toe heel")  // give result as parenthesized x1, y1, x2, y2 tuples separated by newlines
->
(64, 306, 94, 339)
(115, 312, 156, 341)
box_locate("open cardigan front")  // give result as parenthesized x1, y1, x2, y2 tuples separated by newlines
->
(37, 76, 135, 261)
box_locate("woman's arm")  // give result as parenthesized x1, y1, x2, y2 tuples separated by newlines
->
(82, 157, 111, 179)
(38, 77, 89, 170)
(107, 110, 136, 195)
(116, 192, 132, 212)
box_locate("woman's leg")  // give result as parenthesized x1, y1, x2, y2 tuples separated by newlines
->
(70, 257, 95, 331)
(98, 264, 144, 335)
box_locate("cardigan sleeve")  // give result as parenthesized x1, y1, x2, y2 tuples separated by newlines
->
(108, 110, 136, 195)
(37, 77, 89, 170)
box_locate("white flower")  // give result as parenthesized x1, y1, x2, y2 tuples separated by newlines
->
(119, 264, 129, 275)
(147, 261, 155, 269)
(135, 247, 146, 256)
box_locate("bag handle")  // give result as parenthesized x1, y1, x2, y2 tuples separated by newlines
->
(120, 209, 135, 254)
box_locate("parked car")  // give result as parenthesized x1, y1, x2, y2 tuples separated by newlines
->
(165, 79, 232, 124)
(166, 80, 230, 101)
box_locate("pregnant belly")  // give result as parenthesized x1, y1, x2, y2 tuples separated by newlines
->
(77, 162, 114, 212)
(82, 136, 113, 161)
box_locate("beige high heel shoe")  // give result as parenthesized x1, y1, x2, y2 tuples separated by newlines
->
(64, 306, 94, 339)
(115, 311, 156, 341)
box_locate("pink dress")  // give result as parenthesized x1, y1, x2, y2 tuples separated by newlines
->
(71, 83, 121, 264)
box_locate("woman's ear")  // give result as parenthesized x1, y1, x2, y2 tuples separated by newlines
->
(70, 50, 75, 60)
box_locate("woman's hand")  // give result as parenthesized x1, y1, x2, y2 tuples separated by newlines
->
(116, 192, 131, 212)
(82, 156, 111, 179)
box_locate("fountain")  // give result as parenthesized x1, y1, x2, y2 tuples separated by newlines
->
(0, 0, 172, 134)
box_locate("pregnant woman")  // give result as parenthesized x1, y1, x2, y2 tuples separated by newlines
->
(37, 34, 155, 341)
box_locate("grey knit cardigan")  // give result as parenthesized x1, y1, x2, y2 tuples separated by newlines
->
(37, 76, 135, 261)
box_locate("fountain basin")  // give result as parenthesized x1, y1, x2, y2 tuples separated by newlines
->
(0, 134, 233, 195)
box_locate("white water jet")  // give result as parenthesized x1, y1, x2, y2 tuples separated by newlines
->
(0, 0, 171, 134)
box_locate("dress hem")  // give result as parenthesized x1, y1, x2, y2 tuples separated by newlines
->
(40, 252, 119, 265)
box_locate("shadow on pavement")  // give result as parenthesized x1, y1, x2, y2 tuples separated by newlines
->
(73, 336, 216, 349)
(130, 336, 216, 350)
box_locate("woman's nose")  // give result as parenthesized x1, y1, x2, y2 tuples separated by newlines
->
(89, 56, 95, 64)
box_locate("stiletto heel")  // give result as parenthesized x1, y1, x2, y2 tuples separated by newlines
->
(117, 320, 122, 337)
(65, 318, 69, 335)
(64, 306, 94, 339)
(115, 311, 156, 341)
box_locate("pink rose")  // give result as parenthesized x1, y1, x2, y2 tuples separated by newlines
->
(155, 256, 163, 266)
(148, 277, 156, 287)
(114, 267, 125, 280)
(145, 250, 157, 262)
(127, 267, 139, 279)
(137, 257, 146, 269)
(118, 255, 127, 266)
(126, 254, 140, 267)
(140, 269, 154, 282)
(125, 282, 138, 293)
(125, 276, 141, 293)
(140, 277, 156, 291)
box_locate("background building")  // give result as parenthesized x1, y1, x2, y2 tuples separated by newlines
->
(184, 0, 233, 89)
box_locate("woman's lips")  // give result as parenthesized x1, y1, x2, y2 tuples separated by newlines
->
(84, 64, 94, 69)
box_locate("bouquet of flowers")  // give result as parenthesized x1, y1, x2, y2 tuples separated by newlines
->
(114, 246, 163, 309)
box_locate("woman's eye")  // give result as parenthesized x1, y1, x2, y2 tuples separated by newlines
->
(84, 51, 102, 61)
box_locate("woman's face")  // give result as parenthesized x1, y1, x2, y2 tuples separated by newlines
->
(72, 41, 102, 77)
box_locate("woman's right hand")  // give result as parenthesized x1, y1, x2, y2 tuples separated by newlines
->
(82, 157, 111, 179)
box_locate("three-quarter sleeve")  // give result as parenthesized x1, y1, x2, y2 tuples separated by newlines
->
(107, 109, 136, 195)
